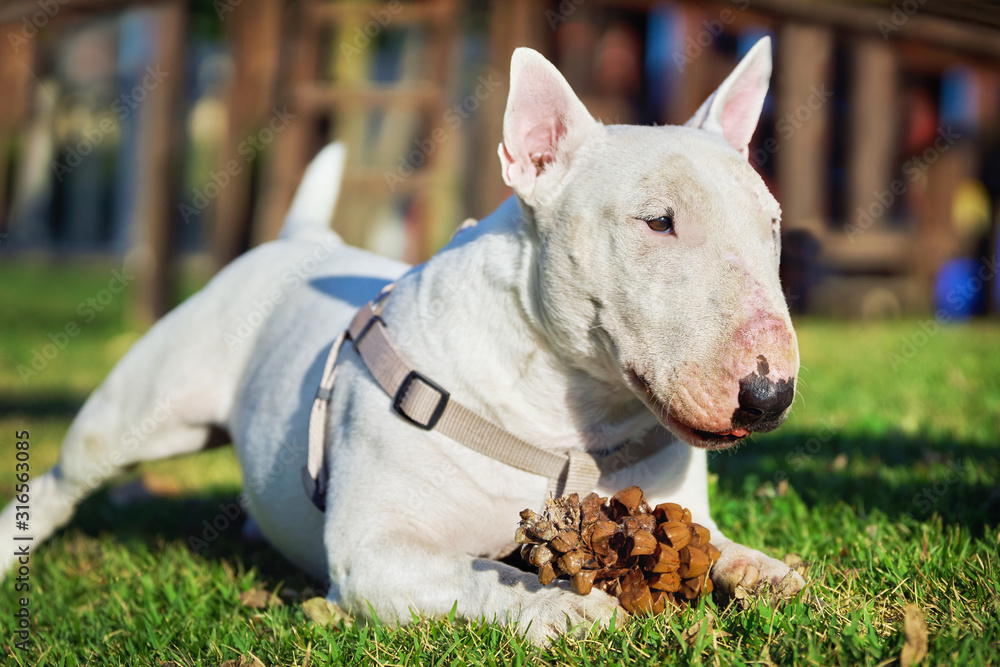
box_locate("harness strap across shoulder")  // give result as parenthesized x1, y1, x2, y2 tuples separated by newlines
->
(303, 290, 670, 511)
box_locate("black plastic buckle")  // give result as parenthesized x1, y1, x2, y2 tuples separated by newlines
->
(393, 370, 450, 430)
(353, 315, 384, 347)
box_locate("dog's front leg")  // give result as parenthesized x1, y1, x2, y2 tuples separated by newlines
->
(678, 451, 807, 600)
(328, 532, 623, 644)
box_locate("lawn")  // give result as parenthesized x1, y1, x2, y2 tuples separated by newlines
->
(1, 259, 998, 666)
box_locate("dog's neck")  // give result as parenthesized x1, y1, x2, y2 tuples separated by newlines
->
(381, 197, 659, 453)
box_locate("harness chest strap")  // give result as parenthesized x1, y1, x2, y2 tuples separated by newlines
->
(303, 298, 669, 511)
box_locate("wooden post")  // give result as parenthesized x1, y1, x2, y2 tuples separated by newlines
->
(846, 38, 897, 237)
(775, 22, 833, 230)
(254, 0, 316, 246)
(679, 5, 712, 122)
(0, 21, 35, 236)
(130, 0, 187, 325)
(475, 0, 549, 219)
(327, 7, 379, 252)
(915, 142, 976, 308)
(212, 0, 281, 269)
(415, 0, 458, 259)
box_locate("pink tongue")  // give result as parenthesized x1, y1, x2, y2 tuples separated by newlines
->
(719, 428, 750, 437)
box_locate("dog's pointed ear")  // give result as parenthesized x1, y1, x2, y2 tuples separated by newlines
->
(498, 48, 596, 203)
(686, 36, 772, 158)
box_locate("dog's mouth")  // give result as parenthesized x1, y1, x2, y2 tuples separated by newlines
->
(669, 415, 749, 450)
(626, 368, 749, 450)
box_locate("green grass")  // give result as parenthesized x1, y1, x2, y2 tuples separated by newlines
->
(1, 259, 998, 666)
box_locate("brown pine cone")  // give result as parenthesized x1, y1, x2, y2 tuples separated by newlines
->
(514, 486, 722, 614)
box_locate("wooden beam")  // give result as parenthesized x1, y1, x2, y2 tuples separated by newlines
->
(586, 0, 1000, 62)
(0, 21, 35, 234)
(674, 4, 722, 123)
(846, 38, 897, 238)
(129, 0, 186, 325)
(741, 0, 1000, 62)
(775, 22, 833, 229)
(342, 169, 434, 193)
(295, 82, 443, 110)
(323, 6, 378, 252)
(252, 0, 317, 246)
(212, 0, 282, 269)
(0, 23, 33, 127)
(0, 0, 161, 24)
(411, 0, 459, 259)
(310, 1, 454, 24)
(914, 142, 976, 307)
(819, 230, 913, 272)
(474, 0, 549, 219)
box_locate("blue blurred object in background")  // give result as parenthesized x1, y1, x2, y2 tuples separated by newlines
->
(935, 258, 989, 319)
(995, 233, 1000, 313)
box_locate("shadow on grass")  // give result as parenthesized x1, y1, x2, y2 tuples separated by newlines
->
(0, 392, 86, 418)
(36, 430, 1000, 589)
(710, 430, 1000, 532)
(65, 488, 322, 591)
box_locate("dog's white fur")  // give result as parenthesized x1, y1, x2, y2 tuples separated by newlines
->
(1, 39, 805, 643)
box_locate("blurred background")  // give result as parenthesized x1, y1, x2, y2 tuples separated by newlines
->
(1, 6, 998, 658)
(1, 0, 999, 324)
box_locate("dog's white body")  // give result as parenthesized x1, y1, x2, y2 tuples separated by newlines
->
(2, 40, 805, 642)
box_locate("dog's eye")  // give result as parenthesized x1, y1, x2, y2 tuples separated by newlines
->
(642, 210, 675, 234)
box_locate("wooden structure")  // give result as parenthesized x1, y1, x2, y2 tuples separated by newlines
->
(258, 0, 461, 263)
(0, 0, 190, 324)
(214, 0, 463, 266)
(0, 0, 463, 321)
(1, 0, 999, 320)
(0, 23, 34, 240)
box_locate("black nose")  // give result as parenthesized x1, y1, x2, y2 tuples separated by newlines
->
(732, 373, 795, 432)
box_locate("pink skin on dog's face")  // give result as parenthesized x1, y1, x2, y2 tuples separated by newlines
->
(664, 242, 798, 449)
(669, 313, 797, 448)
(624, 252, 798, 450)
(628, 312, 797, 449)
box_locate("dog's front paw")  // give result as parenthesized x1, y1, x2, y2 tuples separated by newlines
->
(515, 585, 624, 646)
(710, 542, 805, 602)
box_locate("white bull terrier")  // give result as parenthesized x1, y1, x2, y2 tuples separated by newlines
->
(1, 37, 804, 643)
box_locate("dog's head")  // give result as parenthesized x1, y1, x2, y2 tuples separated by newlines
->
(499, 38, 798, 449)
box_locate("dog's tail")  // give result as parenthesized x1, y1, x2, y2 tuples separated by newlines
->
(278, 142, 347, 242)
